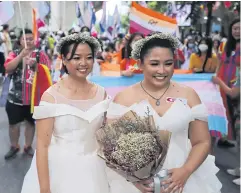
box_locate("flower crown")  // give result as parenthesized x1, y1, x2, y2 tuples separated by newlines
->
(131, 33, 180, 60)
(56, 33, 101, 55)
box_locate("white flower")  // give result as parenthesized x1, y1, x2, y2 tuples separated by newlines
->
(131, 33, 180, 60)
(56, 33, 101, 55)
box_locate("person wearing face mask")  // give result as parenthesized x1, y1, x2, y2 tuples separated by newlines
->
(187, 42, 195, 49)
(120, 32, 144, 77)
(189, 37, 218, 73)
(181, 37, 197, 70)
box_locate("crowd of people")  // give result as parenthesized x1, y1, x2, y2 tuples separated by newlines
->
(0, 16, 240, 192)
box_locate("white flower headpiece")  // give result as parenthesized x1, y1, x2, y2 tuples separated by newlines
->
(56, 33, 101, 55)
(131, 33, 180, 60)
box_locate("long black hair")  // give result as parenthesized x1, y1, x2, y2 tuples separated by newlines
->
(225, 18, 240, 57)
(121, 32, 144, 59)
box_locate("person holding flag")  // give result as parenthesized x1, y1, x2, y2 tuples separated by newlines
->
(4, 29, 51, 160)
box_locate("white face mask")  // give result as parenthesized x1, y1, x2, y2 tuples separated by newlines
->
(198, 44, 208, 52)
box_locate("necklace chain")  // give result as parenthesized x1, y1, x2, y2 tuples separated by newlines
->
(140, 81, 170, 106)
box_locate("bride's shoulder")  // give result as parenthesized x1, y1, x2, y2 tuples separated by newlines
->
(113, 83, 140, 107)
(107, 84, 141, 118)
(174, 82, 201, 107)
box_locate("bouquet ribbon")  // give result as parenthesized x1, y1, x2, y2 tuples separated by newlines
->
(153, 169, 169, 193)
(153, 175, 161, 193)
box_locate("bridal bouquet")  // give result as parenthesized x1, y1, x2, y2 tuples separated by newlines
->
(96, 108, 172, 192)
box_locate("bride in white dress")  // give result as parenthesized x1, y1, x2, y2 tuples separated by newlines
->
(21, 33, 111, 193)
(106, 33, 222, 193)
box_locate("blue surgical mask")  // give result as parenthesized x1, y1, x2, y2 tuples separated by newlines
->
(188, 43, 194, 48)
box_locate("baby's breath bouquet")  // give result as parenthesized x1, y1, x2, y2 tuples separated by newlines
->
(96, 108, 172, 192)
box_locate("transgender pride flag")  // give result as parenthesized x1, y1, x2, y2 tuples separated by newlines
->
(129, 2, 178, 36)
(90, 74, 228, 138)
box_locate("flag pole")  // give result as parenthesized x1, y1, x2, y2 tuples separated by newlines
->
(18, 1, 28, 84)
(18, 1, 27, 48)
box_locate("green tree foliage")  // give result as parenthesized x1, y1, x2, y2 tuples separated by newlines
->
(147, 1, 167, 13)
(146, 1, 191, 14)
(121, 15, 130, 30)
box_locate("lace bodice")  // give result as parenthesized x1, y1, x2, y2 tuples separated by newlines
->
(33, 85, 111, 155)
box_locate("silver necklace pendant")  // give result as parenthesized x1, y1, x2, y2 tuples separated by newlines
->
(156, 100, 160, 106)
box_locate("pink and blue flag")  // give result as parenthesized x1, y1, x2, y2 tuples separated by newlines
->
(90, 74, 228, 137)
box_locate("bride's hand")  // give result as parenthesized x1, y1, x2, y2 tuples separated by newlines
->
(161, 167, 191, 193)
(133, 179, 154, 193)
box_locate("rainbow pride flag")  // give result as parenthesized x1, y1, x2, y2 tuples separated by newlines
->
(129, 2, 178, 36)
(90, 74, 228, 137)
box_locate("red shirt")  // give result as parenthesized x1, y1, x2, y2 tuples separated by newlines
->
(4, 49, 51, 105)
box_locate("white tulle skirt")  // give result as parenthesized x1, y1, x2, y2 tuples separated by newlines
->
(21, 145, 110, 193)
(21, 141, 222, 193)
(106, 140, 222, 193)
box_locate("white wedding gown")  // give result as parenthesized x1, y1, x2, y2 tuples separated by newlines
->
(21, 85, 111, 193)
(106, 99, 222, 193)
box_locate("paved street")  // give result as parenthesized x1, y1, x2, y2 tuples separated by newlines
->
(0, 106, 240, 193)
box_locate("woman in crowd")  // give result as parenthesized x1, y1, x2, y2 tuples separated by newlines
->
(189, 37, 218, 73)
(213, 38, 221, 56)
(120, 32, 144, 77)
(213, 64, 240, 186)
(181, 36, 197, 69)
(216, 18, 240, 148)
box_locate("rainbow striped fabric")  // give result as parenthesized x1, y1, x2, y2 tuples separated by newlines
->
(91, 74, 228, 137)
(129, 2, 178, 36)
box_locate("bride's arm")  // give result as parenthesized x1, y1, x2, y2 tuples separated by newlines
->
(36, 93, 55, 193)
(163, 87, 211, 193)
(182, 88, 211, 175)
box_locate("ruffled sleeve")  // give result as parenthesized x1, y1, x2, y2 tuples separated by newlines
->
(32, 101, 62, 119)
(107, 102, 132, 119)
(33, 98, 111, 123)
(190, 104, 208, 122)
